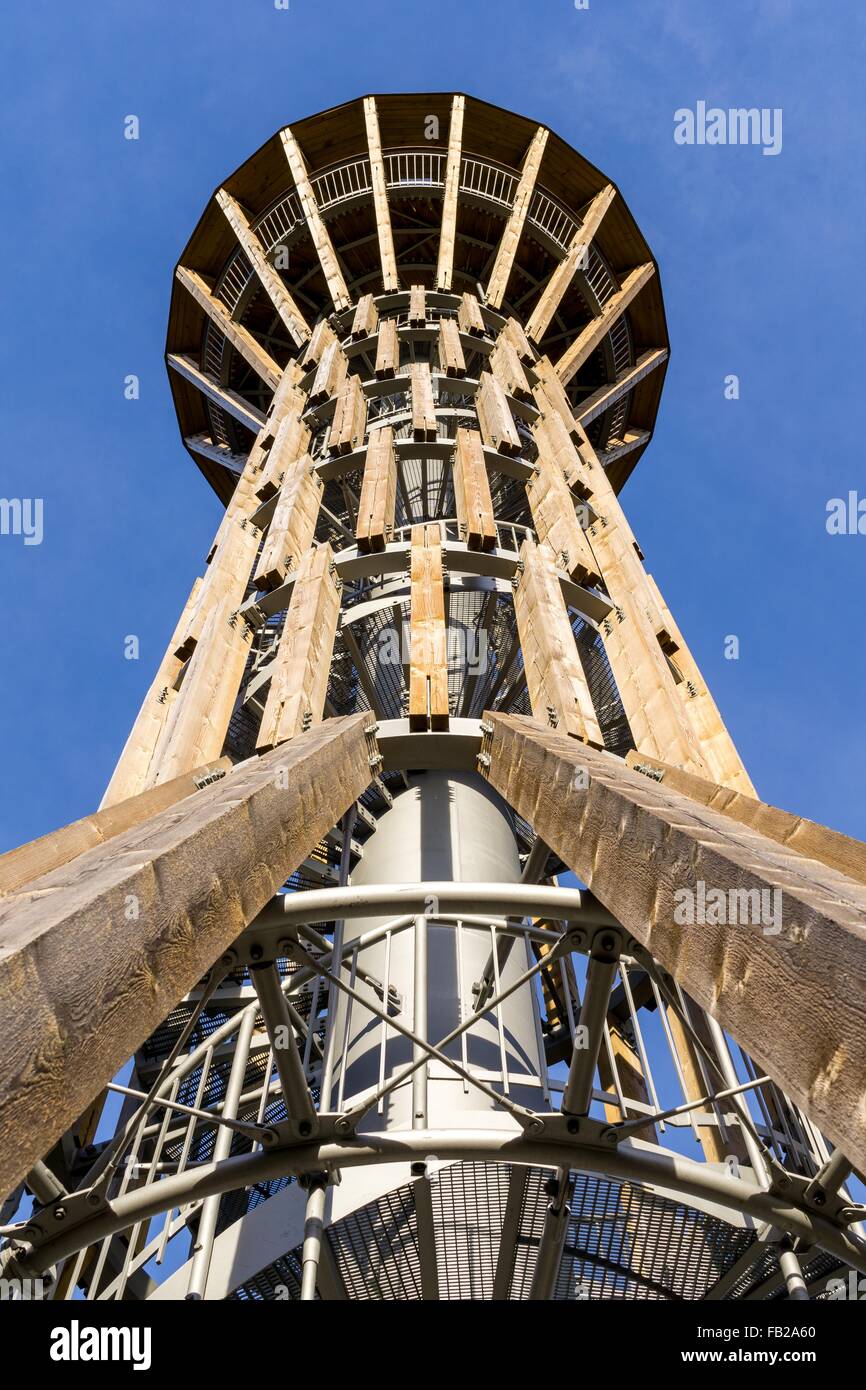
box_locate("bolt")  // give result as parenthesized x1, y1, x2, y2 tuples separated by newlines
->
(811, 1187, 826, 1207)
(52, 1207, 66, 1221)
(567, 1118, 580, 1135)
(249, 944, 264, 962)
(600, 934, 617, 954)
(298, 1120, 312, 1138)
(86, 1192, 101, 1208)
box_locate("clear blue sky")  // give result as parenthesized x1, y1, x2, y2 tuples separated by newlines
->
(1, 0, 864, 851)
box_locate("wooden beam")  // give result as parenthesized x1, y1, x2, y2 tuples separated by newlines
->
(167, 354, 266, 435)
(257, 545, 341, 749)
(254, 454, 323, 591)
(408, 283, 426, 327)
(0, 714, 376, 1196)
(280, 127, 352, 312)
(599, 428, 650, 468)
(457, 291, 486, 338)
(485, 126, 549, 310)
(437, 318, 466, 377)
(375, 317, 399, 378)
(356, 426, 397, 552)
(575, 349, 669, 427)
(0, 758, 231, 896)
(302, 317, 338, 370)
(453, 427, 496, 551)
(501, 316, 536, 367)
(525, 184, 616, 344)
(409, 523, 449, 731)
(176, 267, 282, 390)
(556, 263, 656, 386)
(489, 335, 532, 402)
(308, 339, 348, 407)
(329, 372, 367, 456)
(479, 712, 866, 1168)
(436, 95, 465, 291)
(526, 426, 601, 588)
(363, 97, 399, 292)
(215, 189, 310, 349)
(512, 538, 603, 746)
(476, 371, 521, 455)
(255, 406, 312, 502)
(351, 293, 378, 340)
(410, 362, 438, 441)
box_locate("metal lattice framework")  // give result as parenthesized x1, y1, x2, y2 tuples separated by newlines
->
(1, 94, 864, 1305)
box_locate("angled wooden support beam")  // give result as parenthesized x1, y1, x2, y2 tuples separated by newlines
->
(476, 371, 521, 455)
(215, 189, 310, 349)
(184, 434, 248, 477)
(490, 335, 532, 402)
(0, 758, 231, 896)
(280, 127, 352, 312)
(502, 315, 536, 367)
(302, 317, 338, 371)
(0, 713, 377, 1196)
(167, 354, 266, 435)
(375, 317, 399, 378)
(526, 428, 601, 588)
(329, 372, 367, 456)
(556, 263, 656, 387)
(599, 428, 651, 469)
(408, 283, 426, 327)
(308, 339, 348, 407)
(525, 184, 616, 344)
(485, 125, 549, 310)
(410, 362, 438, 441)
(453, 427, 496, 552)
(437, 318, 466, 377)
(436, 95, 465, 291)
(575, 348, 669, 427)
(255, 406, 312, 502)
(457, 291, 486, 338)
(478, 712, 866, 1167)
(257, 544, 341, 749)
(356, 426, 397, 553)
(626, 752, 866, 887)
(254, 454, 322, 591)
(409, 523, 449, 731)
(175, 267, 283, 390)
(512, 538, 603, 746)
(351, 293, 378, 340)
(363, 97, 400, 292)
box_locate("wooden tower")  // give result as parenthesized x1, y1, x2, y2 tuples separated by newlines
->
(1, 95, 864, 1303)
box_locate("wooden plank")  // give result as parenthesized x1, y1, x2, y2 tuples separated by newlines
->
(280, 126, 352, 312)
(0, 713, 376, 1196)
(436, 95, 465, 291)
(175, 267, 282, 390)
(167, 354, 266, 435)
(437, 317, 466, 377)
(255, 407, 312, 502)
(556, 263, 656, 386)
(476, 371, 521, 455)
(485, 126, 549, 310)
(452, 427, 496, 551)
(375, 317, 399, 378)
(363, 97, 400, 292)
(489, 335, 532, 402)
(501, 315, 536, 366)
(308, 339, 348, 407)
(351, 293, 378, 340)
(408, 283, 426, 327)
(525, 184, 616, 344)
(215, 189, 310, 349)
(302, 317, 338, 370)
(409, 523, 449, 731)
(254, 454, 323, 590)
(356, 426, 397, 552)
(410, 362, 438, 441)
(457, 291, 486, 338)
(329, 373, 368, 456)
(575, 349, 669, 427)
(513, 538, 603, 746)
(0, 759, 231, 895)
(257, 545, 341, 749)
(525, 431, 601, 588)
(479, 712, 866, 1167)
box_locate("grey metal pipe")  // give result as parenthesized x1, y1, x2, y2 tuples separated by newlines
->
(250, 963, 316, 1132)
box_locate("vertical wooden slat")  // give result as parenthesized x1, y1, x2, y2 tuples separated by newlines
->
(375, 317, 399, 378)
(485, 126, 549, 309)
(453, 427, 496, 551)
(351, 293, 379, 340)
(280, 126, 352, 312)
(525, 184, 616, 344)
(254, 453, 323, 591)
(513, 536, 603, 746)
(436, 95, 465, 291)
(329, 373, 368, 456)
(476, 371, 521, 455)
(411, 362, 438, 441)
(309, 339, 348, 406)
(303, 317, 338, 370)
(255, 407, 312, 502)
(457, 290, 486, 337)
(438, 318, 466, 377)
(356, 426, 397, 553)
(408, 283, 426, 327)
(363, 97, 400, 292)
(257, 544, 341, 749)
(409, 523, 449, 731)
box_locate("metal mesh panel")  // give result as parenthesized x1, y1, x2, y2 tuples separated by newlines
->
(328, 1184, 423, 1300)
(430, 1162, 510, 1300)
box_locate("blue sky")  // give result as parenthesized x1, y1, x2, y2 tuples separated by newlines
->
(1, 0, 865, 850)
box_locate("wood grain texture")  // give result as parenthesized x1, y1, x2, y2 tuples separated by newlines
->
(363, 97, 400, 292)
(410, 362, 438, 441)
(436, 95, 465, 291)
(476, 371, 521, 455)
(176, 267, 282, 390)
(0, 713, 376, 1195)
(356, 426, 396, 552)
(254, 453, 322, 591)
(453, 427, 496, 551)
(409, 523, 449, 731)
(215, 189, 310, 349)
(480, 712, 866, 1167)
(556, 263, 656, 386)
(485, 126, 549, 310)
(280, 127, 351, 312)
(438, 318, 466, 377)
(525, 184, 616, 344)
(256, 544, 341, 749)
(375, 318, 399, 378)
